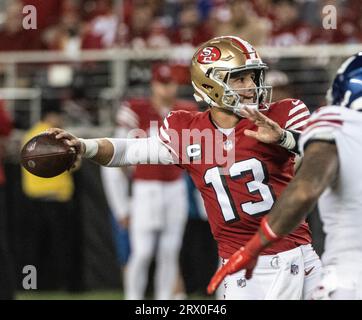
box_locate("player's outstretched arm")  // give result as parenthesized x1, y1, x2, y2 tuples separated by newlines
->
(48, 128, 174, 167)
(48, 128, 114, 166)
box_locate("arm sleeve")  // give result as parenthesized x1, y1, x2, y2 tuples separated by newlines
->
(105, 135, 174, 167)
(299, 107, 342, 156)
(100, 166, 129, 220)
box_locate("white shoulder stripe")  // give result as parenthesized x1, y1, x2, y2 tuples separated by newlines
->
(159, 126, 171, 143)
(285, 111, 310, 128)
(163, 117, 169, 129)
(157, 134, 178, 159)
(288, 103, 308, 116)
(287, 119, 308, 130)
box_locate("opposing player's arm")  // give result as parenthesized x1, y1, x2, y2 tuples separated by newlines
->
(48, 128, 174, 167)
(266, 140, 339, 236)
(207, 140, 339, 294)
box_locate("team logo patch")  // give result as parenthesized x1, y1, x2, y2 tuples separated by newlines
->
(197, 46, 221, 64)
(291, 264, 299, 275)
(223, 139, 233, 151)
(236, 278, 246, 288)
(304, 266, 315, 276)
(270, 256, 280, 269)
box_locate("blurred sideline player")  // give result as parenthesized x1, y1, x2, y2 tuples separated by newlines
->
(102, 64, 197, 299)
(100, 166, 131, 276)
(50, 36, 321, 299)
(208, 53, 362, 300)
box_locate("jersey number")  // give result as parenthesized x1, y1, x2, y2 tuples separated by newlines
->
(204, 158, 275, 222)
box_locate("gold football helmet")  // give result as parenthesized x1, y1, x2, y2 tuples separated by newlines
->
(190, 36, 272, 115)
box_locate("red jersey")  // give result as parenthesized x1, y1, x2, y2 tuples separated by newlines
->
(159, 99, 312, 258)
(117, 98, 197, 181)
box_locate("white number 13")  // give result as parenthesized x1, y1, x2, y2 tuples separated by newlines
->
(204, 158, 275, 222)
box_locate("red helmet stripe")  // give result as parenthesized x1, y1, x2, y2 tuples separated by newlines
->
(225, 36, 258, 59)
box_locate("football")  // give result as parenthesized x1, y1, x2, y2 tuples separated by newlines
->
(21, 132, 77, 178)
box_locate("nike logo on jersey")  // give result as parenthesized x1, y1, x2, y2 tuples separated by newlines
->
(292, 100, 301, 106)
(304, 266, 315, 276)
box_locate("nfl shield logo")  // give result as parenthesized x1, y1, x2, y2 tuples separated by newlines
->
(223, 139, 233, 151)
(291, 264, 299, 275)
(236, 278, 246, 288)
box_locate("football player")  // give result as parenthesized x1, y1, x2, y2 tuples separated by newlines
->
(50, 36, 321, 299)
(207, 53, 362, 300)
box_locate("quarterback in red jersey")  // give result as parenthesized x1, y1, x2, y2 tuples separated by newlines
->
(158, 99, 312, 259)
(49, 36, 321, 299)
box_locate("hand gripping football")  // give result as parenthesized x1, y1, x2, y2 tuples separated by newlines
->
(21, 132, 76, 178)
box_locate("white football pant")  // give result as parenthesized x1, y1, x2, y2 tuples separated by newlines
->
(222, 244, 322, 300)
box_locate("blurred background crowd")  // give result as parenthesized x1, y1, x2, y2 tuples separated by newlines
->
(0, 0, 361, 52)
(0, 0, 361, 300)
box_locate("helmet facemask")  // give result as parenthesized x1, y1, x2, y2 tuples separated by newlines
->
(208, 66, 272, 117)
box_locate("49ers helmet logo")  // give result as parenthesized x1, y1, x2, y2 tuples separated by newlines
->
(197, 46, 221, 64)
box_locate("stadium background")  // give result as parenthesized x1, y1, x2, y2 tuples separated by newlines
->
(0, 0, 361, 299)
